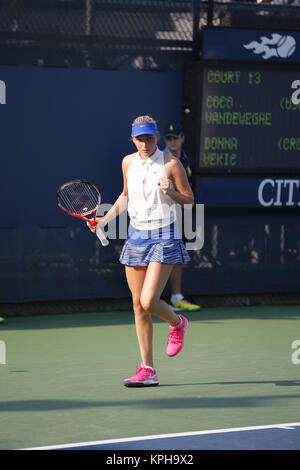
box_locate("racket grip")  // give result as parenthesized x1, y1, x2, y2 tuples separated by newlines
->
(96, 223, 109, 246)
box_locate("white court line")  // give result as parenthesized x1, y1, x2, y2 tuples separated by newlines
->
(277, 425, 296, 430)
(21, 422, 300, 450)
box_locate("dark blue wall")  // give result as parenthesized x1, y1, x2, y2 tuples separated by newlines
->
(0, 64, 299, 303)
(0, 65, 186, 302)
(0, 65, 183, 226)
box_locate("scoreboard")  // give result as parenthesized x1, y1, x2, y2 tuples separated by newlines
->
(184, 62, 300, 174)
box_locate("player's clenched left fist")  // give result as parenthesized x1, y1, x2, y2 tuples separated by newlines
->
(157, 177, 172, 194)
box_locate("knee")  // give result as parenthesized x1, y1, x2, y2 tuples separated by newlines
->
(140, 294, 158, 313)
(132, 299, 148, 317)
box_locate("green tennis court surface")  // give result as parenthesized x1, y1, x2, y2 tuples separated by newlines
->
(0, 305, 300, 450)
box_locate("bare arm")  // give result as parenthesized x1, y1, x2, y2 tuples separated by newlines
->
(87, 156, 130, 232)
(158, 155, 194, 207)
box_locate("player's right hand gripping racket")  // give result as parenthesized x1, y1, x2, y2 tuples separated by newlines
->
(56, 179, 109, 246)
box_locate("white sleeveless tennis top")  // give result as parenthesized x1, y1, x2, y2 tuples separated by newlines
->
(127, 147, 177, 230)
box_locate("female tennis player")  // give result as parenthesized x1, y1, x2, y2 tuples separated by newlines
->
(88, 115, 194, 387)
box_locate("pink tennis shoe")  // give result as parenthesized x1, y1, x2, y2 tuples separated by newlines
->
(124, 363, 159, 387)
(124, 315, 188, 387)
(166, 314, 188, 357)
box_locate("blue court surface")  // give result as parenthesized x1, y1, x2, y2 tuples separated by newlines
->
(25, 422, 300, 450)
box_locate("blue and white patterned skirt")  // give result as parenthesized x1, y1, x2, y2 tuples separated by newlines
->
(119, 223, 190, 267)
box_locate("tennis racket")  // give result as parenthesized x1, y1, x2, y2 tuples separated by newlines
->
(56, 179, 109, 246)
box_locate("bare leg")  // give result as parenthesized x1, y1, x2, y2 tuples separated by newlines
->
(168, 264, 182, 295)
(125, 266, 154, 368)
(140, 262, 180, 326)
(125, 262, 181, 368)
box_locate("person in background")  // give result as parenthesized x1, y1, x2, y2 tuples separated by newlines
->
(163, 122, 201, 312)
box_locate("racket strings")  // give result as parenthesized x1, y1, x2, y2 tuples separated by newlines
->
(58, 182, 99, 215)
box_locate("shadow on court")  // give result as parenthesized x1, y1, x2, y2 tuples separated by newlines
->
(1, 305, 300, 330)
(1, 392, 300, 412)
(160, 380, 300, 387)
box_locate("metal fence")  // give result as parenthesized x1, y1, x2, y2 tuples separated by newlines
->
(0, 0, 300, 70)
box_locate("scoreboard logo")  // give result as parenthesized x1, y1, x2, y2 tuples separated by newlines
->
(243, 33, 296, 60)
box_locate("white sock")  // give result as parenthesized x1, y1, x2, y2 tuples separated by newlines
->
(143, 364, 155, 372)
(171, 293, 184, 304)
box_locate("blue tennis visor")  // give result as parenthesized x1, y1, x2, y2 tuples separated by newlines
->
(131, 122, 157, 137)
